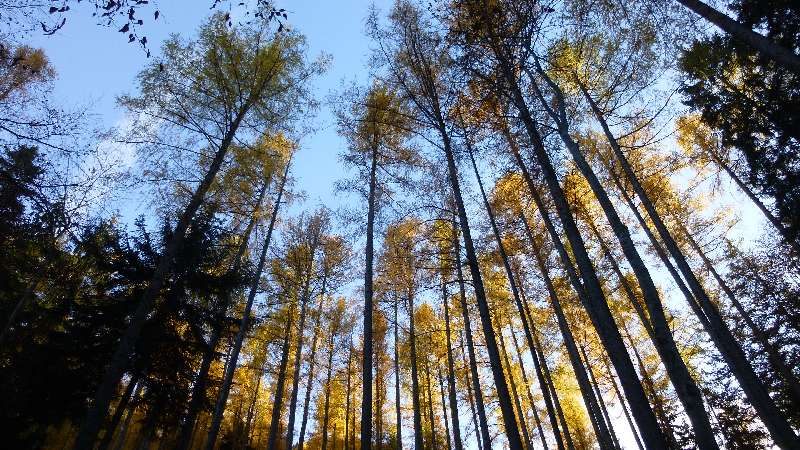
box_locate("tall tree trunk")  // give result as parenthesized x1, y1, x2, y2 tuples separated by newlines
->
(345, 339, 354, 450)
(458, 332, 483, 450)
(112, 382, 143, 450)
(394, 295, 403, 450)
(322, 328, 336, 450)
(266, 302, 297, 450)
(97, 375, 139, 450)
(579, 344, 621, 450)
(73, 108, 251, 450)
(206, 156, 292, 450)
(438, 367, 452, 450)
(464, 122, 610, 449)
(409, 292, 425, 450)
(530, 67, 718, 449)
(441, 273, 463, 450)
(438, 123, 524, 450)
(242, 359, 265, 450)
(362, 143, 378, 450)
(497, 319, 534, 450)
(509, 327, 547, 449)
(677, 218, 800, 408)
(424, 354, 438, 450)
(286, 238, 322, 450)
(299, 293, 328, 450)
(675, 0, 800, 73)
(451, 214, 492, 450)
(496, 72, 667, 447)
(578, 81, 799, 448)
(604, 355, 644, 450)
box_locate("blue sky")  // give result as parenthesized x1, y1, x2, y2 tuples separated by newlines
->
(28, 0, 392, 218)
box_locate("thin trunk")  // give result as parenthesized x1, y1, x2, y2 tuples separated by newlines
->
(345, 340, 354, 450)
(579, 80, 798, 448)
(286, 239, 322, 450)
(678, 218, 800, 407)
(178, 173, 272, 450)
(73, 107, 251, 450)
(709, 151, 800, 255)
(531, 316, 575, 450)
(97, 376, 139, 450)
(451, 214, 492, 450)
(579, 344, 621, 450)
(531, 66, 717, 449)
(441, 275, 463, 450)
(321, 329, 336, 450)
(465, 123, 610, 448)
(409, 292, 425, 450)
(206, 156, 292, 450)
(362, 143, 378, 450)
(498, 74, 666, 447)
(438, 367, 452, 450)
(112, 382, 143, 450)
(604, 356, 644, 450)
(394, 296, 403, 450)
(299, 293, 328, 450)
(242, 360, 265, 450)
(266, 303, 297, 450)
(439, 123, 523, 450)
(509, 327, 547, 449)
(424, 354, 438, 450)
(460, 332, 484, 450)
(497, 320, 534, 450)
(675, 0, 800, 74)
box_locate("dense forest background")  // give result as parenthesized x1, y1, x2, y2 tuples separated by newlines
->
(1, 1, 799, 449)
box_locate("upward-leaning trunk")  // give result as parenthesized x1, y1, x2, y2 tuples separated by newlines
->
(677, 218, 800, 408)
(205, 156, 292, 450)
(441, 270, 463, 450)
(361, 144, 378, 450)
(299, 290, 328, 450)
(394, 295, 403, 450)
(409, 291, 425, 450)
(530, 66, 718, 449)
(675, 0, 800, 74)
(266, 303, 296, 450)
(286, 234, 322, 450)
(438, 121, 523, 450)
(424, 353, 438, 450)
(438, 367, 452, 450)
(451, 213, 493, 450)
(577, 80, 798, 448)
(97, 375, 139, 450)
(459, 332, 484, 450)
(321, 327, 336, 450)
(579, 344, 621, 450)
(465, 130, 611, 449)
(496, 318, 534, 450)
(176, 176, 273, 450)
(73, 107, 251, 450)
(509, 326, 547, 449)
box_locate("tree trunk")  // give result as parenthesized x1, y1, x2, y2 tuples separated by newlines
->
(451, 214, 492, 450)
(579, 344, 621, 450)
(409, 292, 425, 450)
(73, 108, 251, 450)
(112, 382, 142, 450)
(299, 293, 328, 450)
(578, 80, 799, 448)
(675, 0, 800, 74)
(97, 375, 139, 450)
(206, 156, 292, 450)
(438, 367, 452, 450)
(497, 319, 534, 450)
(438, 123, 524, 450)
(361, 143, 378, 450)
(345, 340, 354, 450)
(424, 354, 438, 450)
(322, 329, 336, 450)
(394, 295, 404, 450)
(286, 237, 322, 450)
(441, 273, 463, 450)
(604, 355, 644, 450)
(266, 302, 297, 450)
(509, 326, 547, 449)
(459, 331, 484, 450)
